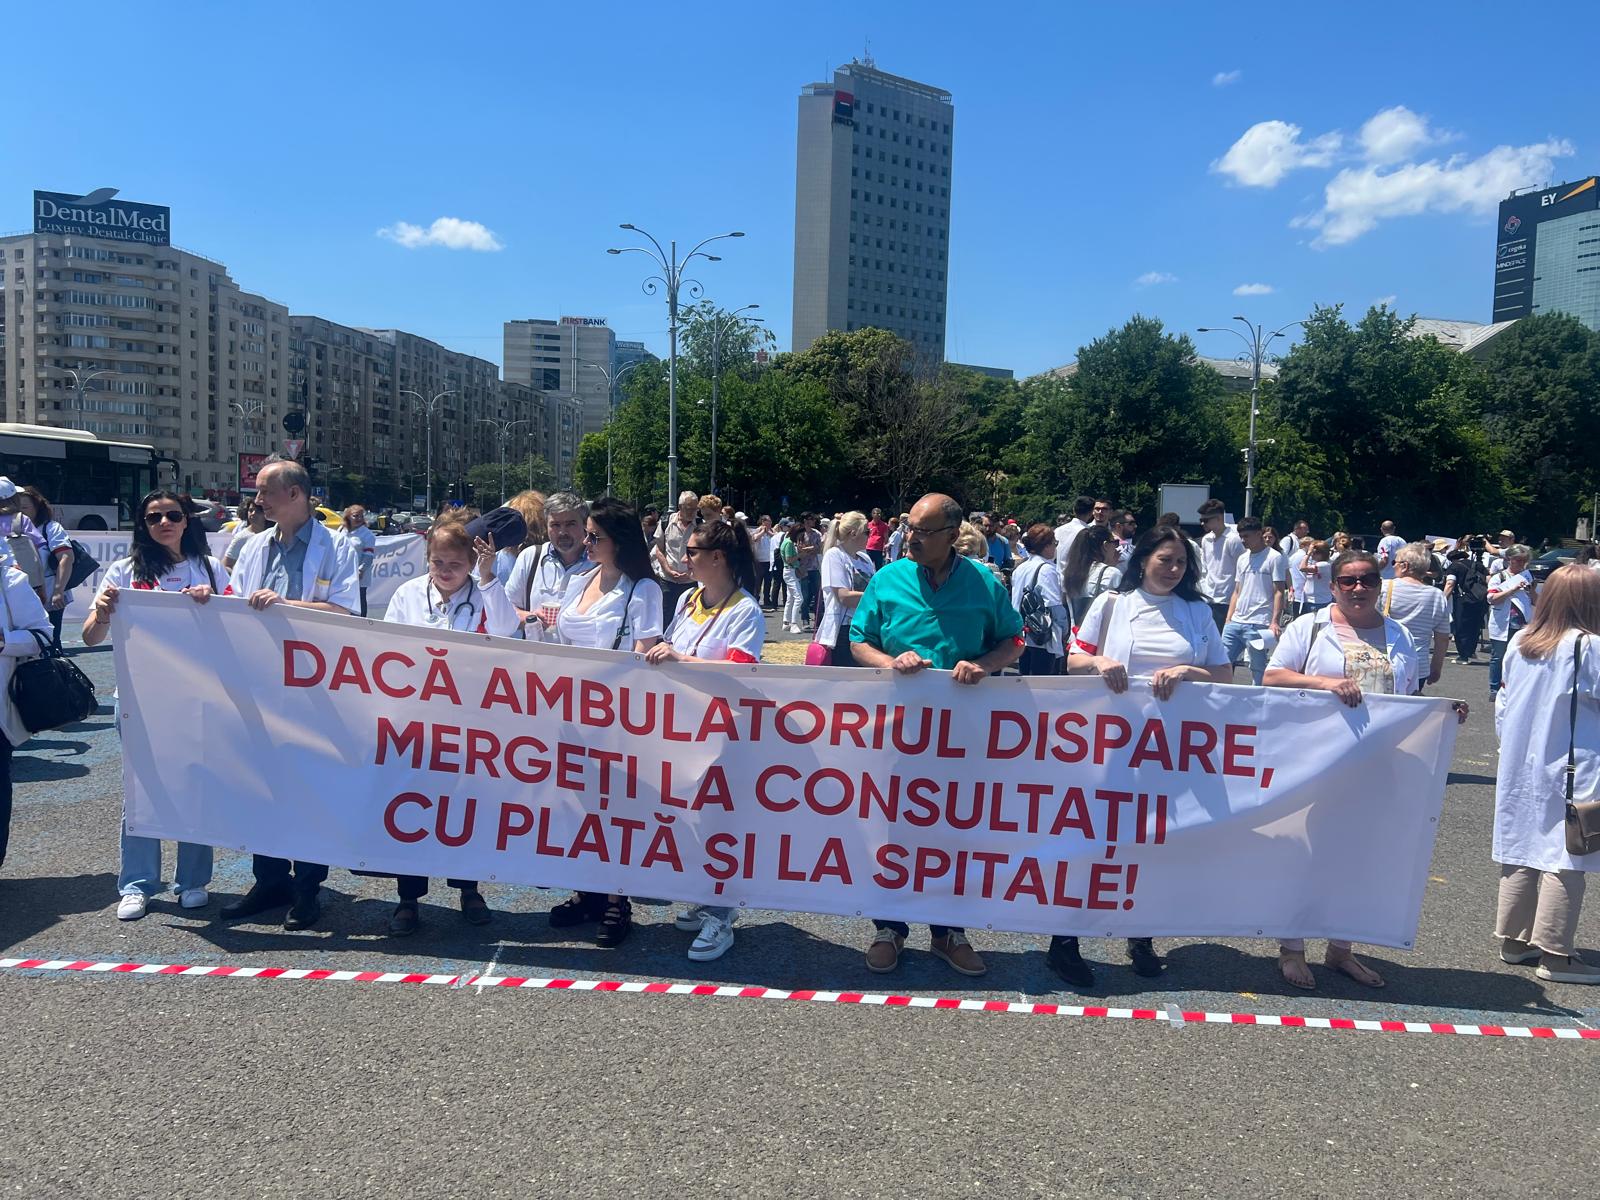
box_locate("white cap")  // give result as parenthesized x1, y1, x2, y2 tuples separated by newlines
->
(0, 477, 17, 501)
(735, 511, 748, 522)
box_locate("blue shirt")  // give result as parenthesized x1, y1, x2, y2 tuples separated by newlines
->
(261, 520, 313, 598)
(850, 554, 1023, 670)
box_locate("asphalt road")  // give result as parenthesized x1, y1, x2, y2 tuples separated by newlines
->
(1, 614, 1596, 1198)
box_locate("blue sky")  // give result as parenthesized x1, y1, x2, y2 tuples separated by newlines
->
(8, 2, 1593, 376)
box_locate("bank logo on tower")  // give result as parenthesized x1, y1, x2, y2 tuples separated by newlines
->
(33, 187, 171, 246)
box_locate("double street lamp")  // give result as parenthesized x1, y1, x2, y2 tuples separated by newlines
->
(1196, 317, 1304, 519)
(52, 366, 115, 431)
(401, 388, 454, 514)
(578, 358, 644, 496)
(607, 224, 743, 511)
(477, 416, 529, 505)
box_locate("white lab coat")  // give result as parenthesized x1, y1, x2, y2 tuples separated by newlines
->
(1494, 630, 1600, 873)
(230, 520, 360, 612)
(382, 574, 519, 637)
(0, 564, 54, 746)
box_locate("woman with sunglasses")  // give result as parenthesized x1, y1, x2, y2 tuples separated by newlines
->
(379, 520, 515, 935)
(644, 519, 764, 962)
(223, 498, 271, 572)
(1264, 549, 1442, 990)
(82, 491, 226, 921)
(546, 497, 664, 948)
(1062, 525, 1230, 988)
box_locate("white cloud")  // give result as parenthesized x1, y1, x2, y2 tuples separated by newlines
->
(1212, 120, 1342, 187)
(1212, 69, 1241, 87)
(1294, 137, 1575, 246)
(1375, 294, 1398, 307)
(1134, 271, 1178, 287)
(377, 217, 504, 252)
(1233, 283, 1275, 296)
(1359, 106, 1451, 165)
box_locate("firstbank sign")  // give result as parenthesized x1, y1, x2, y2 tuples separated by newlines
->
(33, 188, 170, 246)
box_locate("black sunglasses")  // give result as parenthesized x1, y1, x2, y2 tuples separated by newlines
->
(144, 510, 187, 526)
(1334, 572, 1382, 590)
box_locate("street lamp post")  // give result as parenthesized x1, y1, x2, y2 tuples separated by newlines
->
(54, 366, 113, 431)
(1196, 317, 1303, 519)
(477, 417, 529, 504)
(400, 388, 454, 514)
(578, 358, 644, 497)
(607, 224, 743, 512)
(705, 304, 762, 496)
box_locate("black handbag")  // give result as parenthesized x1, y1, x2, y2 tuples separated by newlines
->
(9, 628, 97, 733)
(1565, 634, 1599, 857)
(64, 539, 101, 591)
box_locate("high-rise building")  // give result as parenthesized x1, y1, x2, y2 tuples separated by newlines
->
(792, 59, 954, 358)
(1493, 176, 1599, 330)
(504, 316, 617, 440)
(0, 225, 293, 493)
(614, 339, 656, 373)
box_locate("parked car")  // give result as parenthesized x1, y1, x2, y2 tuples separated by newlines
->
(1530, 546, 1583, 586)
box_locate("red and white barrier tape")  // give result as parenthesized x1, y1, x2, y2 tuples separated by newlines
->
(3, 956, 1596, 1040)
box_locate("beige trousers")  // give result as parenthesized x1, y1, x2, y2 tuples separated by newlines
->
(1496, 864, 1587, 957)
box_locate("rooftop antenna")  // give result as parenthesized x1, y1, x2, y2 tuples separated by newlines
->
(863, 37, 875, 68)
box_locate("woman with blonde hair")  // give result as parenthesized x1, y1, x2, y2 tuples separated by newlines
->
(814, 510, 875, 664)
(498, 490, 546, 586)
(1494, 565, 1600, 984)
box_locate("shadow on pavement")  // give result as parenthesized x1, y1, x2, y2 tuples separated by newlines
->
(11, 758, 91, 783)
(0, 872, 117, 953)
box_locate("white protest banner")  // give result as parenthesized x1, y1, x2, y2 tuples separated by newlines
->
(62, 529, 424, 619)
(116, 592, 1458, 945)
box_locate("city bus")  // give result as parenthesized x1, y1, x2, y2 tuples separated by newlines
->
(0, 424, 162, 530)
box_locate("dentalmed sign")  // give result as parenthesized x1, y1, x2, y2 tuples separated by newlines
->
(34, 189, 171, 246)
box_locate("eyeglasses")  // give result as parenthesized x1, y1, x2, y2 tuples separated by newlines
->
(684, 546, 707, 558)
(905, 523, 957, 537)
(583, 530, 608, 544)
(144, 510, 186, 526)
(1334, 573, 1382, 590)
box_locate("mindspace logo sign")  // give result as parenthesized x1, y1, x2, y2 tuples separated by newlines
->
(1503, 215, 1522, 235)
(34, 188, 170, 245)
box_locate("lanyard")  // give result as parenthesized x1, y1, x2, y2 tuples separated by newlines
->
(674, 586, 736, 655)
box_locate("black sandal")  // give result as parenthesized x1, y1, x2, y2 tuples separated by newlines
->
(595, 897, 633, 948)
(548, 890, 604, 928)
(389, 901, 419, 936)
(459, 887, 491, 926)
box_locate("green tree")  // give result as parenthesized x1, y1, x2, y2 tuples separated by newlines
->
(465, 455, 556, 506)
(1477, 312, 1600, 539)
(573, 432, 609, 499)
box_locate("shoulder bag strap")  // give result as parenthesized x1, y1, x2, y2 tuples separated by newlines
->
(1383, 579, 1395, 616)
(1569, 635, 1586, 808)
(611, 579, 640, 651)
(523, 545, 544, 611)
(1302, 610, 1327, 674)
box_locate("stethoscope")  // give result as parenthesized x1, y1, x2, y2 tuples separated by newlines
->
(426, 576, 479, 628)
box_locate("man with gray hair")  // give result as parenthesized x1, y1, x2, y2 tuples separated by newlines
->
(653, 489, 699, 612)
(849, 492, 1024, 977)
(221, 455, 361, 931)
(507, 490, 589, 642)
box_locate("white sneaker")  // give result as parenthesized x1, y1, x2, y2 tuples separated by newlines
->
(674, 905, 705, 932)
(1537, 953, 1600, 984)
(116, 893, 147, 921)
(179, 888, 210, 910)
(687, 913, 735, 961)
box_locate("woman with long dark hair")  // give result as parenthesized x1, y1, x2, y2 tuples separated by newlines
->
(1059, 525, 1230, 989)
(82, 490, 226, 921)
(544, 497, 666, 947)
(645, 517, 763, 963)
(15, 487, 74, 651)
(1062, 524, 1123, 625)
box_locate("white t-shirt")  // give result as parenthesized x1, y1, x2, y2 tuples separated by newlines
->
(506, 544, 591, 641)
(1299, 558, 1333, 605)
(341, 525, 378, 586)
(1073, 588, 1227, 677)
(1268, 609, 1418, 697)
(1230, 547, 1287, 626)
(555, 568, 664, 651)
(1285, 549, 1307, 601)
(1199, 527, 1245, 604)
(666, 587, 764, 664)
(1376, 535, 1406, 580)
(1054, 518, 1086, 569)
(1487, 569, 1534, 641)
(749, 525, 775, 565)
(383, 573, 520, 637)
(1380, 579, 1451, 665)
(37, 519, 71, 598)
(815, 546, 876, 647)
(1010, 556, 1067, 656)
(97, 555, 226, 608)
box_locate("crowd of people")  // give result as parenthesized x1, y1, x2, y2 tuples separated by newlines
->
(0, 457, 1595, 992)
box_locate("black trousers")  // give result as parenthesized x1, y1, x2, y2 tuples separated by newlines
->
(47, 607, 64, 653)
(0, 732, 12, 870)
(395, 876, 476, 902)
(253, 855, 329, 893)
(358, 587, 369, 619)
(1454, 601, 1488, 660)
(1208, 602, 1230, 632)
(1019, 646, 1061, 676)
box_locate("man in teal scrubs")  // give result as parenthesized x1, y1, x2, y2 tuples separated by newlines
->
(850, 492, 1023, 976)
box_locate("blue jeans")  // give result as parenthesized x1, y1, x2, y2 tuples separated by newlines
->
(119, 825, 213, 897)
(1489, 637, 1508, 695)
(1221, 620, 1270, 685)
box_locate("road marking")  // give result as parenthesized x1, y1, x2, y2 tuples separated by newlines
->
(4, 955, 1597, 1041)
